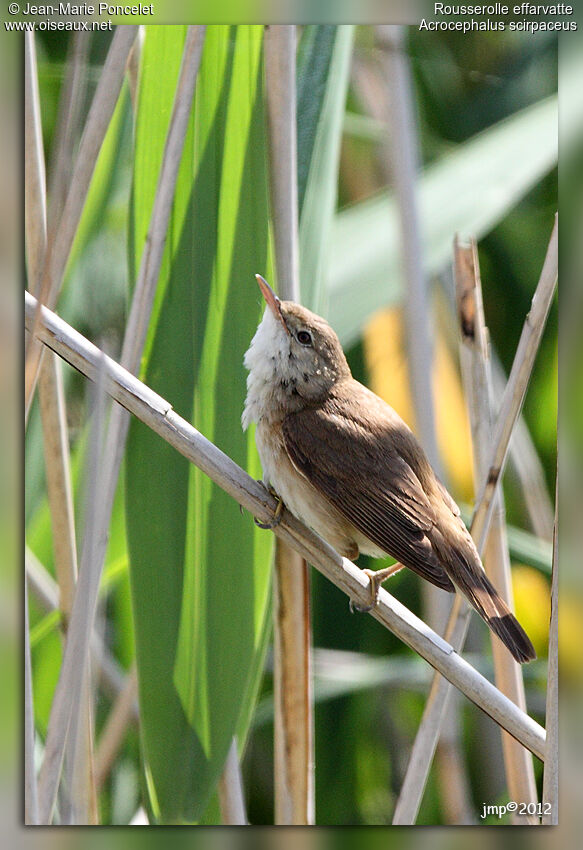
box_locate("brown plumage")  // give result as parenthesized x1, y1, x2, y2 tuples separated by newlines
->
(243, 276, 536, 663)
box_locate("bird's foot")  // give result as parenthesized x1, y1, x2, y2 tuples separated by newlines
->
(254, 486, 284, 530)
(349, 563, 404, 613)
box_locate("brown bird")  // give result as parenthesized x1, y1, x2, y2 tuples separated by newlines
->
(242, 275, 535, 663)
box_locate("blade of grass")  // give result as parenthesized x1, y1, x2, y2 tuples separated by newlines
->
(127, 25, 273, 823)
(36, 362, 108, 824)
(94, 665, 139, 792)
(26, 546, 137, 722)
(265, 24, 300, 300)
(327, 95, 557, 347)
(393, 233, 552, 823)
(38, 354, 78, 618)
(296, 24, 337, 214)
(378, 26, 474, 824)
(47, 31, 91, 229)
(298, 24, 354, 315)
(124, 25, 206, 371)
(217, 738, 247, 825)
(24, 291, 547, 762)
(24, 31, 46, 297)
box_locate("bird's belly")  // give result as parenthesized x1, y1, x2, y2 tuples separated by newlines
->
(255, 421, 368, 560)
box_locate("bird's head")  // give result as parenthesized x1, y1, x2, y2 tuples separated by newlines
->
(244, 275, 351, 412)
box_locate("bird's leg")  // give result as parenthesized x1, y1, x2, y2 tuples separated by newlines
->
(254, 485, 284, 530)
(350, 563, 405, 613)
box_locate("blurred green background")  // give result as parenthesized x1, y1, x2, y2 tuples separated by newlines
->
(23, 24, 561, 826)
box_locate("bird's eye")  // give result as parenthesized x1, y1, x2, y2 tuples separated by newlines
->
(296, 330, 312, 346)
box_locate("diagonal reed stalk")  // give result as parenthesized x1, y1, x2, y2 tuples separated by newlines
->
(455, 238, 537, 822)
(25, 547, 138, 722)
(379, 25, 472, 822)
(542, 474, 558, 824)
(392, 223, 557, 823)
(32, 28, 206, 822)
(471, 215, 558, 552)
(25, 26, 138, 421)
(264, 24, 314, 826)
(38, 355, 78, 618)
(24, 290, 547, 763)
(94, 665, 139, 792)
(217, 738, 248, 825)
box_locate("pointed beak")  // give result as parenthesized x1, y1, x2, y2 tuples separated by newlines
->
(255, 274, 290, 334)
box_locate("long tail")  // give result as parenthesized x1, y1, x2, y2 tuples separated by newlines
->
(432, 529, 536, 664)
(454, 564, 536, 663)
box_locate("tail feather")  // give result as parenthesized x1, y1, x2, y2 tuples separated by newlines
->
(456, 568, 536, 663)
(432, 529, 536, 664)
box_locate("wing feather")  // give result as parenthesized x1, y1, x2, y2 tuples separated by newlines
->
(282, 382, 455, 592)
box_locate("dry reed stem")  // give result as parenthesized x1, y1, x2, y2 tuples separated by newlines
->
(32, 28, 205, 823)
(25, 25, 138, 418)
(38, 353, 98, 823)
(24, 36, 45, 819)
(217, 738, 248, 825)
(94, 665, 139, 791)
(25, 32, 97, 823)
(492, 360, 554, 541)
(40, 24, 137, 309)
(392, 592, 471, 824)
(36, 363, 109, 823)
(118, 25, 206, 373)
(272, 554, 313, 824)
(24, 579, 39, 824)
(542, 476, 558, 824)
(393, 238, 552, 824)
(264, 24, 314, 826)
(38, 354, 78, 617)
(63, 669, 99, 824)
(24, 30, 49, 409)
(24, 290, 546, 762)
(48, 31, 91, 229)
(472, 214, 558, 552)
(26, 546, 138, 722)
(264, 24, 300, 300)
(483, 511, 539, 822)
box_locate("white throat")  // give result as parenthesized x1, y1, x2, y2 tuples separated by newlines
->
(242, 308, 293, 431)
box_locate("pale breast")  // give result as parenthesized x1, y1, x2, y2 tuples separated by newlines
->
(255, 420, 363, 560)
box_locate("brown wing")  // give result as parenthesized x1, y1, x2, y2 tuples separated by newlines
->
(282, 382, 455, 592)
